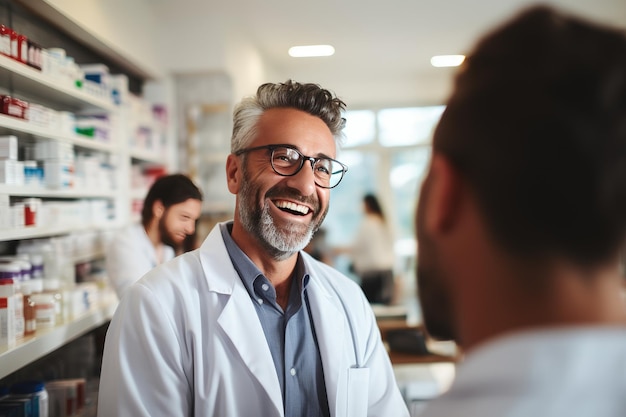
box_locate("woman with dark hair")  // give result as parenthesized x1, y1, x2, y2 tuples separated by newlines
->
(351, 193, 396, 304)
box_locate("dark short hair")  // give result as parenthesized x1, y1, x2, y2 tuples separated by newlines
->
(434, 6, 626, 265)
(141, 174, 203, 226)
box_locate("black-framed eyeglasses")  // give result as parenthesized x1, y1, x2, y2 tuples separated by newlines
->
(235, 144, 348, 189)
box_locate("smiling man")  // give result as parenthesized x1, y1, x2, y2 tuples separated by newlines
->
(98, 80, 409, 417)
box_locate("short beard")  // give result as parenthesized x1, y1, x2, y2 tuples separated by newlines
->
(158, 210, 180, 250)
(416, 173, 457, 342)
(238, 168, 327, 261)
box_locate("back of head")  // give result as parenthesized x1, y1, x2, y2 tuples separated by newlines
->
(230, 79, 347, 153)
(364, 193, 385, 219)
(434, 6, 626, 265)
(141, 174, 203, 226)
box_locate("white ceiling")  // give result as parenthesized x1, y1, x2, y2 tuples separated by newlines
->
(148, 0, 626, 108)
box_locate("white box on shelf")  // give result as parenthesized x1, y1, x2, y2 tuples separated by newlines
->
(110, 74, 129, 105)
(0, 194, 9, 230)
(34, 140, 74, 161)
(0, 135, 18, 160)
(0, 206, 9, 230)
(57, 111, 76, 136)
(80, 63, 110, 85)
(44, 160, 74, 189)
(23, 160, 44, 187)
(0, 159, 24, 185)
(11, 203, 25, 228)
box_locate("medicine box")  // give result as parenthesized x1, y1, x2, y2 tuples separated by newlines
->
(44, 159, 74, 189)
(34, 140, 74, 161)
(0, 160, 24, 185)
(0, 135, 18, 160)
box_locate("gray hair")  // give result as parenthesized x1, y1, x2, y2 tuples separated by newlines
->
(230, 80, 347, 153)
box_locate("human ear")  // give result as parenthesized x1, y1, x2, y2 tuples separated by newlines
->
(153, 200, 165, 219)
(226, 153, 241, 194)
(422, 153, 464, 235)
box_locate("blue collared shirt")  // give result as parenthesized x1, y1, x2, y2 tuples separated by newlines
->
(220, 222, 330, 417)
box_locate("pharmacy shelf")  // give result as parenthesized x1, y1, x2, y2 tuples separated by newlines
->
(129, 147, 164, 164)
(0, 114, 118, 153)
(0, 223, 118, 242)
(0, 185, 116, 199)
(0, 301, 118, 379)
(0, 54, 115, 112)
(72, 250, 106, 264)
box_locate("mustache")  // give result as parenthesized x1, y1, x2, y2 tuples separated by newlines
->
(265, 185, 320, 213)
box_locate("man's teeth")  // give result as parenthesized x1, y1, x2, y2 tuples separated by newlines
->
(275, 201, 310, 215)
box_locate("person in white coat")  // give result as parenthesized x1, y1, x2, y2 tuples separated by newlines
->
(105, 173, 203, 299)
(98, 80, 409, 417)
(351, 193, 396, 305)
(415, 6, 626, 417)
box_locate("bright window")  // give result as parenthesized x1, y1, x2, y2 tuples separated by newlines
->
(378, 106, 445, 147)
(342, 110, 376, 147)
(326, 150, 379, 247)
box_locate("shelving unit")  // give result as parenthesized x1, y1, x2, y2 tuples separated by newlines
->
(0, 54, 115, 112)
(130, 147, 164, 165)
(0, 51, 121, 234)
(0, 0, 170, 384)
(0, 301, 117, 379)
(0, 114, 118, 153)
(0, 224, 116, 241)
(0, 185, 116, 198)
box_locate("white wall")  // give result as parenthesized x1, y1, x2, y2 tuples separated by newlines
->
(147, 4, 273, 101)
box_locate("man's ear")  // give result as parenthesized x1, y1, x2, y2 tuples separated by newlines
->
(226, 153, 241, 194)
(153, 200, 165, 219)
(423, 153, 464, 236)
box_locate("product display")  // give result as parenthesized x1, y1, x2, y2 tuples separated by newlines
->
(0, 3, 169, 410)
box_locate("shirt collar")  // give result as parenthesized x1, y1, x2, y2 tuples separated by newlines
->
(220, 221, 311, 300)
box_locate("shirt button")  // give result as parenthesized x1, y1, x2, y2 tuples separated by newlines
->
(257, 298, 264, 305)
(290, 368, 296, 376)
(261, 284, 269, 291)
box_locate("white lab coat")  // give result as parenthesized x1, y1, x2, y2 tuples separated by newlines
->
(98, 222, 409, 417)
(105, 224, 174, 299)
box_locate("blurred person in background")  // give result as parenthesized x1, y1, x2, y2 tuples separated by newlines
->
(350, 193, 396, 305)
(415, 5, 626, 416)
(105, 173, 203, 299)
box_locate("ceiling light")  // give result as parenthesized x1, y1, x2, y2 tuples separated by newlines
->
(288, 45, 335, 58)
(430, 55, 465, 68)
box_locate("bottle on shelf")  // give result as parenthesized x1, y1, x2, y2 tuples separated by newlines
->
(21, 280, 36, 337)
(42, 278, 65, 325)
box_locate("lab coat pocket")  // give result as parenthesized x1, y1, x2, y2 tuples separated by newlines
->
(346, 367, 369, 417)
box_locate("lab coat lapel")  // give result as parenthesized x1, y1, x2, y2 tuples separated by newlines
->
(217, 288, 284, 417)
(306, 273, 349, 416)
(200, 225, 284, 417)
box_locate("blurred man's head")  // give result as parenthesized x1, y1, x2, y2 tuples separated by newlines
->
(416, 6, 626, 344)
(142, 174, 203, 248)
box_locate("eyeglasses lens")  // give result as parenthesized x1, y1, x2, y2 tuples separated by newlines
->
(270, 146, 343, 188)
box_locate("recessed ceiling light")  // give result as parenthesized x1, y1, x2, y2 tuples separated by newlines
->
(288, 45, 335, 58)
(430, 55, 465, 68)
